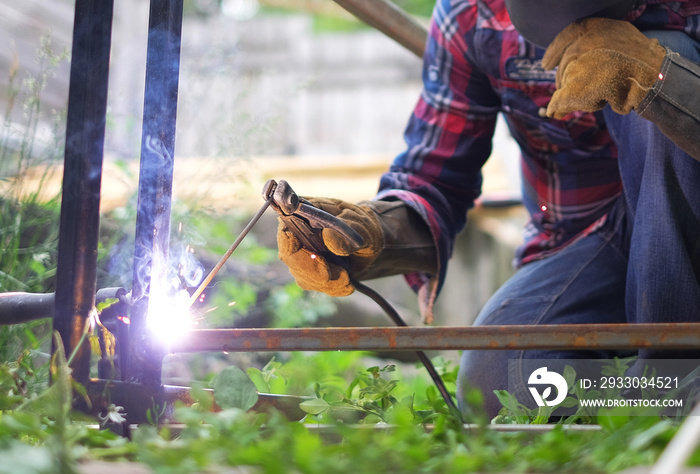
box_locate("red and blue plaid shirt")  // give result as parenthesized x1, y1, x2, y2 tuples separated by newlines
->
(376, 0, 700, 301)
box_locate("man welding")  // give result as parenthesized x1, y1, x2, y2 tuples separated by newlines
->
(276, 0, 700, 417)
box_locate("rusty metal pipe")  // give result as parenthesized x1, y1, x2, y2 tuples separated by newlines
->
(332, 0, 427, 58)
(86, 379, 309, 423)
(169, 324, 700, 353)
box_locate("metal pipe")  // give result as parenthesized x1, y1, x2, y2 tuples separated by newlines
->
(126, 0, 184, 385)
(0, 288, 126, 325)
(332, 0, 427, 58)
(169, 323, 700, 353)
(53, 0, 114, 386)
(0, 293, 54, 324)
(86, 380, 310, 423)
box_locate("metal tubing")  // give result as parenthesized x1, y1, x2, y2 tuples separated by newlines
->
(0, 293, 54, 324)
(54, 0, 114, 385)
(0, 288, 126, 326)
(332, 0, 427, 58)
(169, 324, 700, 353)
(86, 380, 309, 423)
(126, 0, 184, 384)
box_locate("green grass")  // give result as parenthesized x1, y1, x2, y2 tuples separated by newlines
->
(0, 347, 688, 474)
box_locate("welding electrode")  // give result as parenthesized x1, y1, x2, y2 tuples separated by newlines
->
(187, 196, 274, 308)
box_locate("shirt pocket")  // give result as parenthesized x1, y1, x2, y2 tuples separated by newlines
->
(498, 78, 605, 153)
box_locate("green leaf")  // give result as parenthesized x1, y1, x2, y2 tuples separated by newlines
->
(246, 367, 267, 393)
(0, 441, 54, 474)
(299, 398, 330, 415)
(212, 366, 259, 411)
(493, 390, 521, 412)
(563, 365, 577, 391)
(629, 419, 673, 451)
(96, 297, 118, 313)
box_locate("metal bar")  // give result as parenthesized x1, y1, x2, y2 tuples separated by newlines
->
(187, 198, 273, 308)
(170, 324, 700, 353)
(1, 293, 54, 324)
(86, 380, 309, 423)
(0, 288, 125, 326)
(53, 0, 114, 385)
(332, 0, 427, 58)
(126, 0, 184, 385)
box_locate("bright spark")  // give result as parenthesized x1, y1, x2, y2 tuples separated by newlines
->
(310, 254, 317, 260)
(541, 205, 547, 212)
(147, 290, 193, 344)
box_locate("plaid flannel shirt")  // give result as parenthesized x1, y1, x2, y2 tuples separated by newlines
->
(376, 0, 700, 308)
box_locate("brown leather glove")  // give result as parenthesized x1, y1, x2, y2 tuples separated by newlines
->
(277, 198, 436, 297)
(542, 17, 666, 118)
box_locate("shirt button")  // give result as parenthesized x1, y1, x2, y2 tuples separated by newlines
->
(538, 107, 547, 117)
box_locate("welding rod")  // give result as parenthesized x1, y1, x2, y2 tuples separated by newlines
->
(187, 198, 273, 308)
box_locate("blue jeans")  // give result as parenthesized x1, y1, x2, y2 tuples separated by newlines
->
(458, 31, 700, 418)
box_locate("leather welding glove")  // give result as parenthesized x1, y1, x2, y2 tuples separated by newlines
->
(542, 17, 666, 118)
(277, 198, 436, 297)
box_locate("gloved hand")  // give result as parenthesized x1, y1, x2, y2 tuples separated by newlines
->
(542, 17, 666, 118)
(277, 198, 383, 297)
(277, 198, 437, 297)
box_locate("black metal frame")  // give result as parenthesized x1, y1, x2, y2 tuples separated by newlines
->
(125, 0, 183, 388)
(54, 0, 184, 409)
(53, 0, 114, 385)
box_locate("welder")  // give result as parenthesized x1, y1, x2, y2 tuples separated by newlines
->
(276, 0, 700, 417)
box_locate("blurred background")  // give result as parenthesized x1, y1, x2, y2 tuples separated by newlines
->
(0, 0, 525, 378)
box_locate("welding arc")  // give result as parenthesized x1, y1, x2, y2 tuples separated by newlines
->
(187, 199, 273, 308)
(351, 278, 462, 420)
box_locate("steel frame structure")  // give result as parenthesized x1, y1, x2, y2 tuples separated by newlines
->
(47, 0, 698, 427)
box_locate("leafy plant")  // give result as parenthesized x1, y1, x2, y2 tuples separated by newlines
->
(211, 365, 259, 411)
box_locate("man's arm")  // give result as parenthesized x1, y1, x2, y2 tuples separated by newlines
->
(376, 0, 501, 300)
(276, 1, 501, 322)
(542, 17, 700, 161)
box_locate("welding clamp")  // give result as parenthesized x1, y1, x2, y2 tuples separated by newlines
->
(264, 179, 364, 263)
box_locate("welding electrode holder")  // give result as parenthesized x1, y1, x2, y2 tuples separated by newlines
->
(264, 179, 462, 419)
(265, 179, 365, 263)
